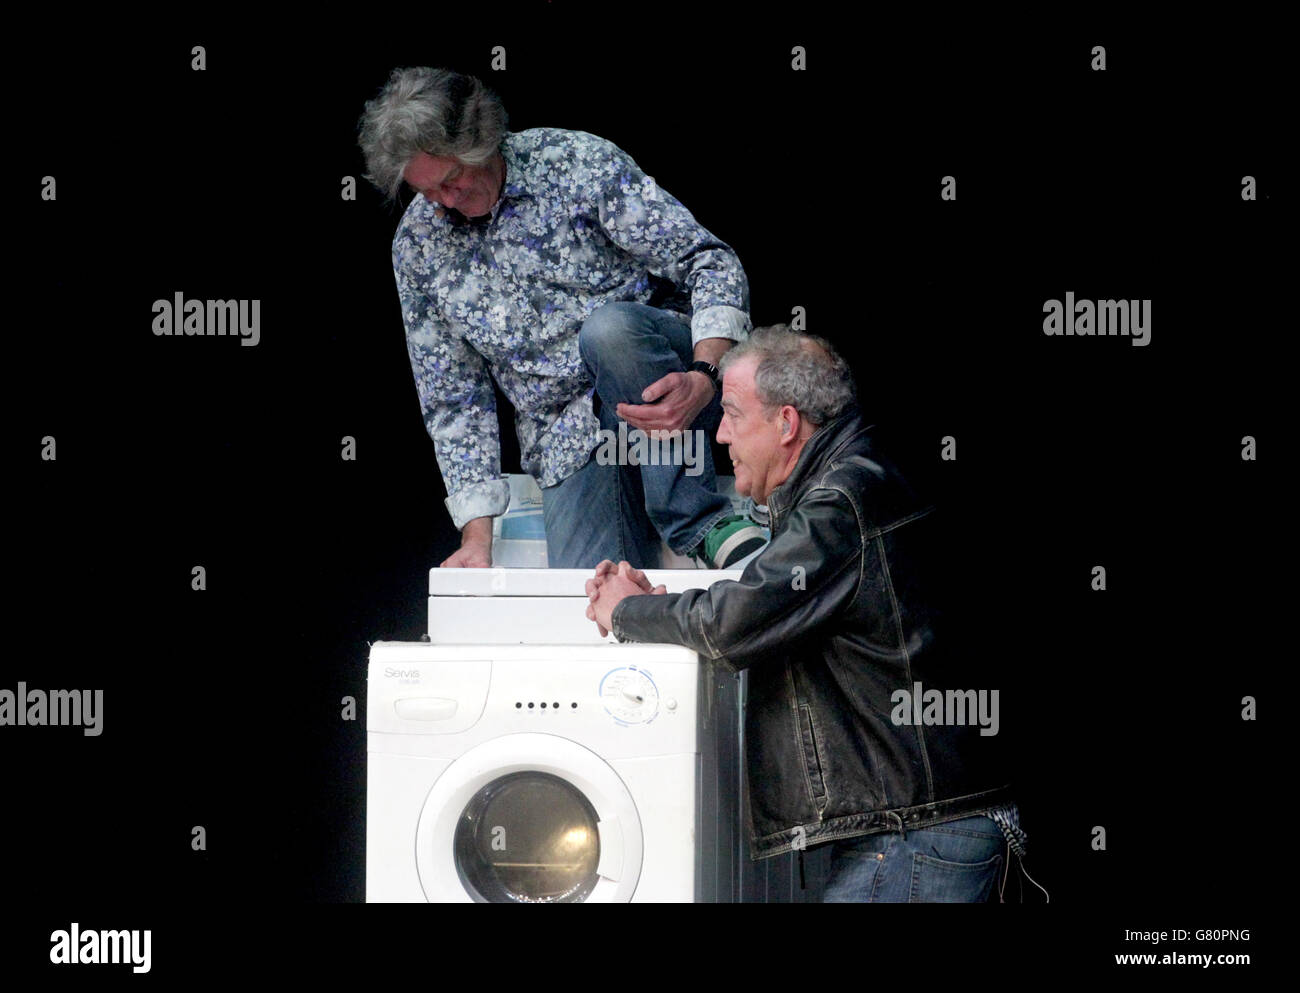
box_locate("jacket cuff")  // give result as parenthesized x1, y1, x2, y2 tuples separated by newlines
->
(690, 305, 751, 348)
(609, 597, 636, 644)
(445, 477, 512, 531)
(611, 591, 691, 647)
(610, 594, 663, 645)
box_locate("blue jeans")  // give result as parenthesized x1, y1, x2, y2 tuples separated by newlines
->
(821, 814, 1006, 903)
(541, 303, 734, 569)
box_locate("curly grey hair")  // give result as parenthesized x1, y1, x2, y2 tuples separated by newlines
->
(358, 67, 508, 202)
(718, 324, 856, 426)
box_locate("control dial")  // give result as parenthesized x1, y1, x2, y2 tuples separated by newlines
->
(599, 666, 660, 725)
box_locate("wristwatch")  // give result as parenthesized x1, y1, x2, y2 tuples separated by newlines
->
(688, 360, 721, 394)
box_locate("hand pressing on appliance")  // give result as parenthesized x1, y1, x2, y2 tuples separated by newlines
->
(439, 517, 493, 568)
(585, 560, 667, 637)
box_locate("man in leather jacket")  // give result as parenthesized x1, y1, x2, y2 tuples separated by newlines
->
(585, 325, 1023, 902)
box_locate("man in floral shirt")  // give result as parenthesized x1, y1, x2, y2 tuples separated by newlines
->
(359, 67, 765, 569)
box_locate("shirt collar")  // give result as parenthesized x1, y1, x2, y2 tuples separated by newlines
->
(438, 133, 530, 228)
(498, 132, 534, 204)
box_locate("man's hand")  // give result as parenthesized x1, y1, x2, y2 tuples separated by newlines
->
(440, 516, 493, 568)
(615, 371, 714, 437)
(588, 558, 658, 593)
(585, 560, 666, 636)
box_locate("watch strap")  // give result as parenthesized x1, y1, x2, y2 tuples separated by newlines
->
(688, 360, 721, 392)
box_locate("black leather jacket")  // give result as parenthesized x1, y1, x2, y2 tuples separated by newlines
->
(612, 407, 1013, 858)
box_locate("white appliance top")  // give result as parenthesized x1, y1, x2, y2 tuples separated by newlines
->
(426, 568, 741, 644)
(428, 568, 740, 598)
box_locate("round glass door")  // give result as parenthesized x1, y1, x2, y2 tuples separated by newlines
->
(415, 733, 643, 902)
(454, 772, 601, 903)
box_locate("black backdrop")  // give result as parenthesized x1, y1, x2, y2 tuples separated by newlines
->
(10, 7, 1283, 979)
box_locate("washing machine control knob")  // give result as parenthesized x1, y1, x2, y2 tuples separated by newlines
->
(599, 667, 661, 725)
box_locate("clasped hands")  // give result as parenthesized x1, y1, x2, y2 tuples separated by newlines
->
(585, 560, 667, 637)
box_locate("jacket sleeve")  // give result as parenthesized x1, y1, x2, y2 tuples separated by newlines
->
(611, 485, 863, 669)
(394, 237, 510, 529)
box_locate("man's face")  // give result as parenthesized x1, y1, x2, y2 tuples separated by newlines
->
(402, 151, 504, 218)
(716, 356, 784, 504)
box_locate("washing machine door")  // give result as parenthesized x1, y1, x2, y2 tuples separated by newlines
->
(415, 733, 643, 903)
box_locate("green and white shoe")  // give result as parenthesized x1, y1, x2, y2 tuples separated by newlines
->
(695, 514, 767, 569)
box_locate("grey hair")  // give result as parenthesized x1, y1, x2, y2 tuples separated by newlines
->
(718, 324, 856, 426)
(358, 67, 508, 202)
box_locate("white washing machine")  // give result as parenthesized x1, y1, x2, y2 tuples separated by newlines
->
(367, 567, 744, 903)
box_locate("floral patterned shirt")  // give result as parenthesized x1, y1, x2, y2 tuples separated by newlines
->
(392, 128, 751, 529)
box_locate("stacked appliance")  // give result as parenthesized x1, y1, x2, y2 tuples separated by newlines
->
(366, 567, 747, 902)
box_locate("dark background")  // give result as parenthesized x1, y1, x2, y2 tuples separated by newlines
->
(9, 7, 1283, 976)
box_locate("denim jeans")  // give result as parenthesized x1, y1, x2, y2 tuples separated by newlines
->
(541, 302, 734, 569)
(821, 813, 1006, 903)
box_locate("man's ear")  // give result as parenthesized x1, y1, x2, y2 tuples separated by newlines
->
(778, 405, 801, 441)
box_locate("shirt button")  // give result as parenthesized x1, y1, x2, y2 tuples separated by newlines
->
(875, 853, 884, 861)
(434, 209, 445, 219)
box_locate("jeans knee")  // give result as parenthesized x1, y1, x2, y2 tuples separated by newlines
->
(578, 302, 644, 363)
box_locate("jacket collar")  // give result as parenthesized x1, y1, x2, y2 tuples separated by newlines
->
(765, 404, 871, 530)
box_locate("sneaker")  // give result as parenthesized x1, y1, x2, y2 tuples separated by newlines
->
(695, 514, 767, 569)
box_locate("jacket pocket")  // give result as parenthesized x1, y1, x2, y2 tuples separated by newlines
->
(798, 704, 828, 806)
